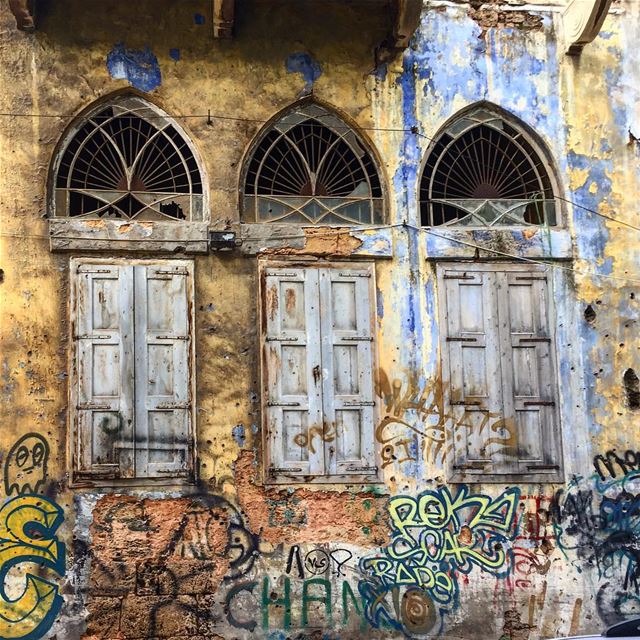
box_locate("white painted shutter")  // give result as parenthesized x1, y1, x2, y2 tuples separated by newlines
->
(134, 263, 193, 477)
(319, 267, 376, 477)
(264, 268, 323, 478)
(440, 268, 505, 474)
(497, 269, 559, 475)
(75, 264, 134, 477)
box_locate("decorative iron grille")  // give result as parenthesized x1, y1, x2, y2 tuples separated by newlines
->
(243, 103, 384, 224)
(420, 108, 556, 227)
(54, 98, 203, 221)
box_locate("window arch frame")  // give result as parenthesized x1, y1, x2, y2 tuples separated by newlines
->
(48, 93, 209, 223)
(239, 99, 387, 226)
(47, 93, 210, 254)
(418, 102, 563, 229)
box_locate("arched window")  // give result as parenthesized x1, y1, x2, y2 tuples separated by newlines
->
(420, 106, 557, 227)
(242, 102, 384, 225)
(53, 96, 204, 221)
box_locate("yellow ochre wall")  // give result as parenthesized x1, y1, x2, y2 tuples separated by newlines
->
(0, 1, 638, 639)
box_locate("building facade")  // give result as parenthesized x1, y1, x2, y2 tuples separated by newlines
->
(0, 0, 638, 638)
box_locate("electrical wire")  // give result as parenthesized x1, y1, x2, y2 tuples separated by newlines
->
(1, 108, 638, 232)
(3, 221, 638, 284)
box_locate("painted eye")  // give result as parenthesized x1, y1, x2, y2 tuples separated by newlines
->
(32, 443, 45, 465)
(15, 446, 29, 467)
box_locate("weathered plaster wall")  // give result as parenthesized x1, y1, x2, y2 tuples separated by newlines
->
(0, 0, 638, 639)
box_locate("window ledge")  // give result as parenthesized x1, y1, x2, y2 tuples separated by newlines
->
(70, 475, 197, 492)
(49, 219, 209, 253)
(449, 470, 564, 484)
(238, 223, 394, 258)
(424, 227, 572, 260)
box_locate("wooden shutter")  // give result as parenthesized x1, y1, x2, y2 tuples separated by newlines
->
(75, 264, 135, 478)
(497, 269, 559, 475)
(439, 268, 505, 474)
(319, 267, 377, 477)
(134, 263, 193, 478)
(263, 268, 323, 478)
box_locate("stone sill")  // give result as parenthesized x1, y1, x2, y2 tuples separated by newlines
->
(238, 223, 394, 258)
(423, 226, 572, 260)
(48, 219, 209, 254)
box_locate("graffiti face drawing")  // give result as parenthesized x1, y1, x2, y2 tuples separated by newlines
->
(4, 434, 49, 496)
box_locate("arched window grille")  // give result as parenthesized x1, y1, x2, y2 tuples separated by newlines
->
(243, 103, 384, 225)
(54, 96, 204, 221)
(420, 107, 557, 227)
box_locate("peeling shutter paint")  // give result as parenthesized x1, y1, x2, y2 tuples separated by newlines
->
(263, 264, 377, 482)
(73, 260, 194, 481)
(438, 263, 562, 482)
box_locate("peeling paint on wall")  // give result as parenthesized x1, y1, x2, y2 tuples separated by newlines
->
(285, 52, 322, 96)
(106, 43, 161, 92)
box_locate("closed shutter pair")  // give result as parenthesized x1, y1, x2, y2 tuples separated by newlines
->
(263, 266, 377, 481)
(73, 261, 193, 479)
(439, 264, 562, 480)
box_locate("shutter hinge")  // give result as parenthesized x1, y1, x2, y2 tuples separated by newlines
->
(338, 272, 371, 278)
(266, 336, 299, 342)
(267, 401, 301, 407)
(453, 462, 488, 470)
(74, 334, 111, 340)
(153, 269, 189, 276)
(345, 465, 378, 473)
(515, 276, 547, 281)
(526, 464, 559, 471)
(518, 337, 551, 343)
(269, 466, 303, 474)
(77, 404, 111, 410)
(266, 271, 298, 277)
(156, 335, 189, 340)
(340, 336, 373, 342)
(156, 402, 191, 409)
(77, 268, 114, 274)
(444, 274, 476, 280)
(343, 401, 375, 407)
(450, 400, 483, 406)
(523, 401, 555, 407)
(446, 337, 478, 342)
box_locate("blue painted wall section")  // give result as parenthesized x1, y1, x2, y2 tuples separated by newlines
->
(107, 43, 162, 92)
(285, 53, 322, 96)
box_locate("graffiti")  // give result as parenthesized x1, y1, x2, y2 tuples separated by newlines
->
(293, 423, 336, 454)
(375, 370, 513, 469)
(593, 449, 640, 481)
(225, 576, 368, 632)
(510, 495, 555, 590)
(4, 434, 49, 497)
(0, 494, 66, 640)
(285, 545, 354, 579)
(358, 485, 521, 636)
(552, 471, 640, 625)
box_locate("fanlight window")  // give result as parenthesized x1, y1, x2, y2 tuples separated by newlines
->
(420, 108, 556, 227)
(243, 103, 384, 225)
(54, 97, 203, 221)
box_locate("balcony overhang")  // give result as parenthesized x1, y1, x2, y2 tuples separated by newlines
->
(8, 0, 422, 59)
(212, 0, 422, 60)
(563, 0, 613, 54)
(8, 0, 35, 32)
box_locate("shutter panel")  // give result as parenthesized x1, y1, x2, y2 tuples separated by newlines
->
(134, 263, 193, 477)
(263, 268, 323, 478)
(439, 267, 504, 474)
(75, 264, 134, 477)
(498, 270, 559, 475)
(319, 267, 376, 477)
